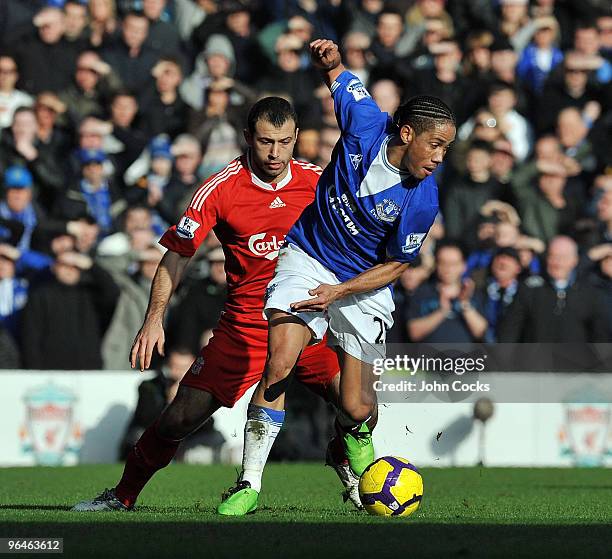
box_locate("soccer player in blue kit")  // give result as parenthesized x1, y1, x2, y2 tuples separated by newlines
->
(218, 39, 456, 515)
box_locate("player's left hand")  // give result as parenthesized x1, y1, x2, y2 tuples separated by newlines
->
(290, 284, 343, 312)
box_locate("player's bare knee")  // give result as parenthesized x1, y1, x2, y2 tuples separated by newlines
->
(340, 398, 372, 424)
(264, 354, 295, 386)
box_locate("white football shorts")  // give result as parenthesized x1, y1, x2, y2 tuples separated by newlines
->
(263, 243, 394, 364)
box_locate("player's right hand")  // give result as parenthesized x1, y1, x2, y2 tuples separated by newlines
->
(309, 39, 341, 71)
(130, 320, 165, 372)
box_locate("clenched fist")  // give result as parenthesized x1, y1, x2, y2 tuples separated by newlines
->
(310, 39, 341, 71)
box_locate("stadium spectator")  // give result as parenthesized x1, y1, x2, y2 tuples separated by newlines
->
(462, 30, 495, 82)
(498, 0, 533, 53)
(101, 11, 160, 95)
(444, 141, 505, 251)
(458, 81, 533, 162)
(517, 16, 564, 95)
(0, 54, 33, 129)
(0, 107, 64, 211)
(0, 243, 28, 344)
(181, 33, 236, 111)
(388, 256, 431, 344)
(340, 31, 372, 85)
(537, 51, 603, 133)
(343, 0, 385, 38)
(108, 91, 149, 181)
(11, 6, 80, 94)
(33, 92, 69, 164)
(295, 128, 320, 164)
(192, 1, 264, 85)
(0, 167, 47, 251)
(88, 0, 120, 49)
(483, 247, 522, 341)
(129, 135, 175, 228)
(556, 106, 597, 175)
(164, 134, 204, 220)
(490, 138, 516, 185)
(594, 188, 612, 244)
(55, 148, 124, 236)
(102, 243, 164, 370)
(408, 242, 488, 343)
(142, 0, 182, 57)
(573, 21, 612, 85)
(586, 243, 612, 339)
(96, 204, 156, 277)
(257, 34, 319, 123)
(58, 51, 122, 126)
(188, 80, 244, 176)
(513, 159, 582, 243)
(409, 40, 469, 124)
(139, 57, 189, 139)
(20, 250, 119, 369)
(368, 9, 405, 83)
(63, 0, 90, 49)
(498, 236, 609, 342)
(370, 79, 401, 115)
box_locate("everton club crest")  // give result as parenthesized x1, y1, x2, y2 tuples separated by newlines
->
(374, 199, 401, 223)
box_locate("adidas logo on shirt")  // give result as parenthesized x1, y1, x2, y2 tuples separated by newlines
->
(269, 196, 286, 209)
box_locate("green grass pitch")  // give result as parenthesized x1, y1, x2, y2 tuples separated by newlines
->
(1, 464, 610, 558)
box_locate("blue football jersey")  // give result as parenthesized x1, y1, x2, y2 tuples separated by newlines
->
(286, 70, 440, 283)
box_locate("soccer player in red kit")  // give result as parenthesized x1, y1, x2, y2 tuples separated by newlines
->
(72, 97, 362, 514)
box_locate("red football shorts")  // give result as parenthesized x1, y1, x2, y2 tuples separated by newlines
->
(179, 316, 340, 407)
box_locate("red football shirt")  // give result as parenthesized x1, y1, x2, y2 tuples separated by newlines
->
(160, 153, 322, 326)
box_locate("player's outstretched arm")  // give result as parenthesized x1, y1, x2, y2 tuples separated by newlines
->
(310, 39, 345, 88)
(291, 261, 409, 312)
(130, 250, 191, 371)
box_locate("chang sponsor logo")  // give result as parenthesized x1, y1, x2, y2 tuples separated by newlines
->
(346, 78, 371, 102)
(328, 185, 359, 236)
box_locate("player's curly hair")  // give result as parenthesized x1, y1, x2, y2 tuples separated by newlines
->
(393, 96, 456, 135)
(247, 96, 298, 134)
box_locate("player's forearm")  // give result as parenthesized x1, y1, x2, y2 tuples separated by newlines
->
(144, 251, 190, 323)
(323, 63, 346, 88)
(337, 261, 409, 298)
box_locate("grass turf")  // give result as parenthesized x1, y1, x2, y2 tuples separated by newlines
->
(0, 464, 610, 558)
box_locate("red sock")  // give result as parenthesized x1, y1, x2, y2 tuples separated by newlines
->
(114, 419, 180, 506)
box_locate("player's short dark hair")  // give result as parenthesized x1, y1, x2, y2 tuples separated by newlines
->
(393, 95, 456, 135)
(247, 96, 298, 134)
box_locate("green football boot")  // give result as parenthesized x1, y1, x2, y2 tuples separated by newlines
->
(342, 422, 374, 477)
(217, 480, 258, 516)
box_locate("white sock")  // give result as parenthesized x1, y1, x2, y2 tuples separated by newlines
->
(240, 404, 285, 492)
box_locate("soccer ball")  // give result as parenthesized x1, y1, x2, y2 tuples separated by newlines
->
(358, 456, 423, 517)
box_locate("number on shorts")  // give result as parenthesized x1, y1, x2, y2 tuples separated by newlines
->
(373, 317, 385, 344)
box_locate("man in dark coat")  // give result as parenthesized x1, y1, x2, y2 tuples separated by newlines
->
(20, 251, 119, 369)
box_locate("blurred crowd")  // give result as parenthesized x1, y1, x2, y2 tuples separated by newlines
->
(0, 0, 610, 374)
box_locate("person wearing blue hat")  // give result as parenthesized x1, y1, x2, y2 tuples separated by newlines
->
(129, 136, 174, 235)
(55, 149, 122, 237)
(0, 167, 38, 252)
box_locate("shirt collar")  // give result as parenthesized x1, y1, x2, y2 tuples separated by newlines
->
(246, 151, 292, 191)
